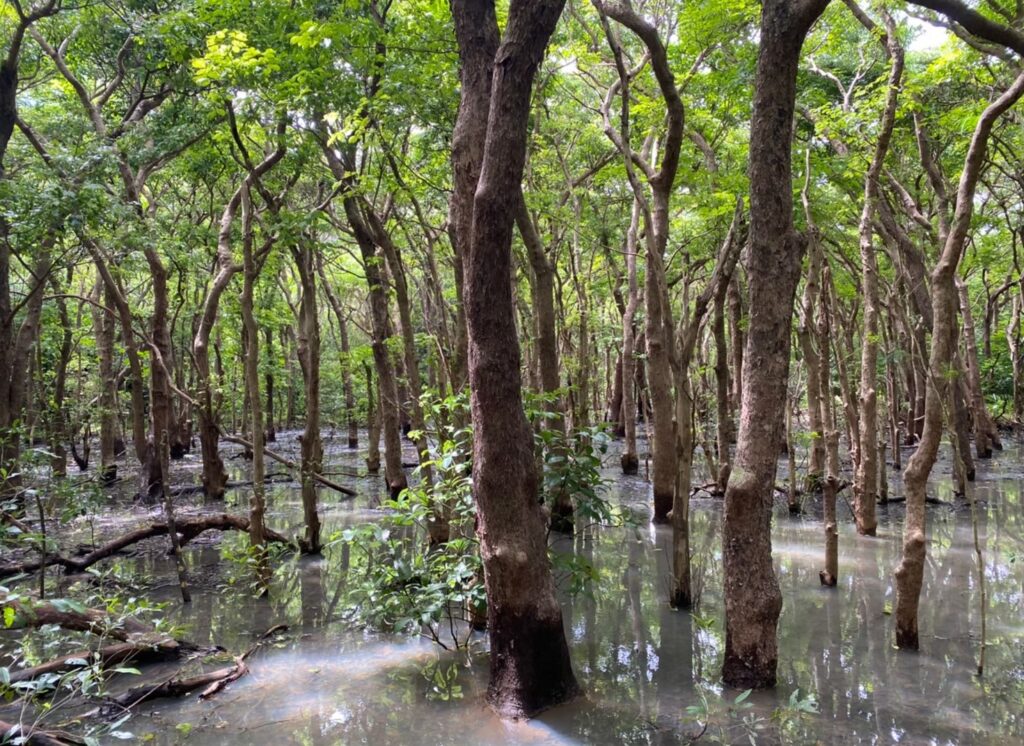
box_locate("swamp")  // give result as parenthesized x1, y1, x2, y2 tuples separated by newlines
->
(2, 0, 1024, 743)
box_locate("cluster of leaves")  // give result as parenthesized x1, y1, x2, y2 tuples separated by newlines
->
(685, 687, 819, 744)
(1, 587, 172, 745)
(334, 391, 622, 649)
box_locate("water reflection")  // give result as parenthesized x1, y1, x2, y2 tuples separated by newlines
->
(2, 433, 1022, 744)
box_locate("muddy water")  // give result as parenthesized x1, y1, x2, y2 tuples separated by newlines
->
(4, 432, 1024, 744)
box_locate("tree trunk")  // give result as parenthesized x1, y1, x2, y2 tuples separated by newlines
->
(853, 8, 903, 537)
(318, 256, 359, 449)
(365, 363, 381, 473)
(239, 185, 270, 591)
(722, 0, 828, 690)
(94, 276, 119, 484)
(620, 199, 641, 474)
(450, 0, 578, 717)
(292, 238, 323, 555)
(895, 69, 1024, 650)
(957, 278, 1001, 457)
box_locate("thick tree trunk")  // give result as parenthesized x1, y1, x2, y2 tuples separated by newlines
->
(722, 0, 827, 690)
(450, 0, 578, 718)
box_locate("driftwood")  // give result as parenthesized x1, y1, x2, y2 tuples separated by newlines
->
(2, 596, 204, 685)
(92, 624, 289, 715)
(0, 720, 85, 746)
(219, 433, 358, 496)
(0, 513, 294, 579)
(8, 640, 189, 685)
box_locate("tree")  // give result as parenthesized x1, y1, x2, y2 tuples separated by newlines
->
(449, 0, 579, 717)
(722, 0, 829, 690)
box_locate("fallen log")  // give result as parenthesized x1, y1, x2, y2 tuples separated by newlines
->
(0, 513, 295, 579)
(92, 624, 288, 714)
(1, 597, 154, 642)
(0, 720, 84, 746)
(219, 433, 358, 497)
(1, 597, 205, 685)
(8, 639, 189, 685)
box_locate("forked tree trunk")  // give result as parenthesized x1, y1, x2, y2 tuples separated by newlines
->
(895, 69, 1024, 650)
(722, 0, 828, 690)
(596, 4, 683, 523)
(450, 0, 578, 718)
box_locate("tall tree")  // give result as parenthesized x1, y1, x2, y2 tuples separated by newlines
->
(450, 0, 579, 717)
(722, 0, 828, 690)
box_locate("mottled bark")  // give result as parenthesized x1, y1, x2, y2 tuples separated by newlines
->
(722, 0, 828, 690)
(895, 69, 1024, 650)
(451, 0, 579, 717)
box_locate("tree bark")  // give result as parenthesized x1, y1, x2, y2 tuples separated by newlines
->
(895, 69, 1024, 650)
(852, 6, 903, 537)
(722, 0, 828, 690)
(291, 236, 323, 555)
(450, 0, 579, 718)
(620, 199, 641, 474)
(957, 278, 1001, 457)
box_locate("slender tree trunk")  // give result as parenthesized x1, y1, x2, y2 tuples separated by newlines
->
(264, 327, 276, 443)
(620, 199, 641, 474)
(853, 8, 903, 537)
(292, 238, 323, 555)
(365, 363, 381, 474)
(239, 186, 270, 591)
(958, 278, 1000, 457)
(819, 263, 840, 586)
(94, 276, 119, 484)
(318, 256, 359, 449)
(895, 69, 1024, 650)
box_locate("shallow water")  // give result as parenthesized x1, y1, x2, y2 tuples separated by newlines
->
(3, 431, 1023, 744)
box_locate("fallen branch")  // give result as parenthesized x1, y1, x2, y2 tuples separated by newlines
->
(92, 624, 288, 714)
(0, 513, 295, 579)
(1, 597, 154, 642)
(8, 639, 190, 685)
(220, 432, 358, 496)
(0, 720, 85, 746)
